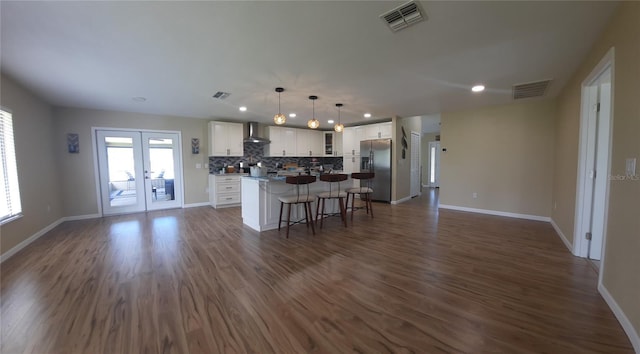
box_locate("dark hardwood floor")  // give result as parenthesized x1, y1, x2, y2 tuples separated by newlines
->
(0, 189, 633, 353)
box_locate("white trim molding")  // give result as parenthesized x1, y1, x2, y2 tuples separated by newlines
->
(183, 202, 211, 209)
(438, 204, 551, 222)
(64, 213, 101, 222)
(0, 213, 102, 263)
(0, 217, 64, 263)
(550, 218, 573, 252)
(598, 283, 640, 353)
(391, 196, 413, 205)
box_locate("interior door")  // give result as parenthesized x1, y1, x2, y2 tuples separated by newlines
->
(97, 130, 146, 215)
(142, 132, 183, 211)
(97, 130, 182, 215)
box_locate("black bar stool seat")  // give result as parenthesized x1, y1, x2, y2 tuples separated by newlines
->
(278, 175, 317, 238)
(345, 172, 375, 221)
(315, 173, 348, 228)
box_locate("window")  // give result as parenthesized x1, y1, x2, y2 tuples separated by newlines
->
(0, 108, 22, 224)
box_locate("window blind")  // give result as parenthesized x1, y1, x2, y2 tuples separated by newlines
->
(0, 108, 22, 223)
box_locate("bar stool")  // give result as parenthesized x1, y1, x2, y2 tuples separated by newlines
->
(345, 172, 375, 221)
(315, 174, 348, 228)
(278, 175, 317, 238)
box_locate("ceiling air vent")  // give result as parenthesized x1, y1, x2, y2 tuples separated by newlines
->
(212, 91, 231, 99)
(380, 1, 425, 32)
(512, 80, 552, 100)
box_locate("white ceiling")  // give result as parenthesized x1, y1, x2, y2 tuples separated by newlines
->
(1, 1, 618, 128)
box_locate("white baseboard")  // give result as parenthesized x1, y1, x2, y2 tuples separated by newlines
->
(0, 217, 64, 263)
(598, 283, 640, 353)
(64, 213, 101, 222)
(183, 202, 211, 208)
(438, 204, 551, 222)
(550, 218, 573, 252)
(391, 196, 412, 205)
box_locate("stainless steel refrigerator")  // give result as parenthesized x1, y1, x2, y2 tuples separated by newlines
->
(360, 139, 392, 202)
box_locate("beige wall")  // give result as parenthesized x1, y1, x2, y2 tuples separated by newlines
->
(552, 2, 640, 340)
(0, 74, 63, 255)
(53, 107, 210, 216)
(392, 115, 421, 202)
(440, 99, 556, 217)
(421, 132, 438, 186)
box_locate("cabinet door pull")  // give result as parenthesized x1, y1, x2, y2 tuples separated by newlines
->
(352, 149, 355, 155)
(283, 150, 285, 156)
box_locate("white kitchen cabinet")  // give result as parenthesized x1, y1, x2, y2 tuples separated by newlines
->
(343, 126, 365, 155)
(296, 129, 323, 157)
(343, 153, 361, 188)
(264, 126, 297, 157)
(323, 131, 343, 157)
(365, 122, 392, 140)
(208, 121, 244, 156)
(209, 174, 245, 208)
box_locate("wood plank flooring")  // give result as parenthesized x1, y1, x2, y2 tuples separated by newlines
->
(0, 189, 633, 353)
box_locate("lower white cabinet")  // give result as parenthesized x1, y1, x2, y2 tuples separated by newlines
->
(209, 174, 245, 208)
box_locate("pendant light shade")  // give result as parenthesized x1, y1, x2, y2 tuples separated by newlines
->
(273, 87, 286, 125)
(307, 95, 320, 129)
(334, 103, 344, 133)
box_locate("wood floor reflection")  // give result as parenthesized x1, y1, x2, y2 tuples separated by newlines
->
(1, 189, 633, 353)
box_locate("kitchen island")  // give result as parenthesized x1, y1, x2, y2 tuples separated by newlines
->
(241, 175, 347, 232)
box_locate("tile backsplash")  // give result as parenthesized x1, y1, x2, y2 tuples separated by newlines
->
(209, 142, 343, 173)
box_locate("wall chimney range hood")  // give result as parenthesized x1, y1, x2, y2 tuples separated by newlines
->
(244, 122, 270, 144)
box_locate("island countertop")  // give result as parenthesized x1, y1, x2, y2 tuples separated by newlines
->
(241, 175, 353, 232)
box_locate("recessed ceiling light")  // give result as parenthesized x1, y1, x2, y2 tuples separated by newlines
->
(472, 85, 485, 92)
(289, 113, 296, 118)
(132, 97, 146, 102)
(328, 120, 334, 124)
(364, 113, 372, 118)
(239, 106, 247, 112)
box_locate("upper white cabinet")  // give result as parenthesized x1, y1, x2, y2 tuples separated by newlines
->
(296, 129, 323, 157)
(264, 126, 297, 157)
(343, 126, 366, 155)
(365, 122, 392, 139)
(323, 131, 343, 157)
(208, 121, 244, 156)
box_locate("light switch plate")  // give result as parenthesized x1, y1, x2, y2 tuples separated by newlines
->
(626, 158, 636, 176)
(196, 163, 202, 169)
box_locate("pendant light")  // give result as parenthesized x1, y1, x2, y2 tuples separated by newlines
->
(334, 103, 344, 133)
(273, 87, 286, 125)
(307, 95, 320, 129)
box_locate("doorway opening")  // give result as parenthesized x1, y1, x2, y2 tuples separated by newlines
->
(428, 141, 441, 188)
(94, 129, 183, 216)
(574, 48, 614, 264)
(410, 132, 421, 197)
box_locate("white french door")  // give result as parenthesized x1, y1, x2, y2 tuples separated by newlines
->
(96, 130, 183, 215)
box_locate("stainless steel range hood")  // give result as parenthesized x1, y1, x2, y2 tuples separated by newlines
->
(243, 122, 270, 144)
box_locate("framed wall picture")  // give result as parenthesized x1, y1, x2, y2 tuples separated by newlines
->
(191, 138, 200, 154)
(67, 133, 79, 153)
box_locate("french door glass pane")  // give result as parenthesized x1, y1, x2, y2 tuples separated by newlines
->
(105, 137, 138, 207)
(148, 137, 175, 203)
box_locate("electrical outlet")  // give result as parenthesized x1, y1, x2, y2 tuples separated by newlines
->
(472, 192, 478, 199)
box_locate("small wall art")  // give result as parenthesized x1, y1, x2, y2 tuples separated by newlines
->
(401, 126, 408, 159)
(67, 133, 79, 153)
(191, 138, 200, 154)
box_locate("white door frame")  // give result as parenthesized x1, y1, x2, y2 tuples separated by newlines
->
(410, 131, 421, 197)
(573, 47, 614, 263)
(92, 127, 185, 216)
